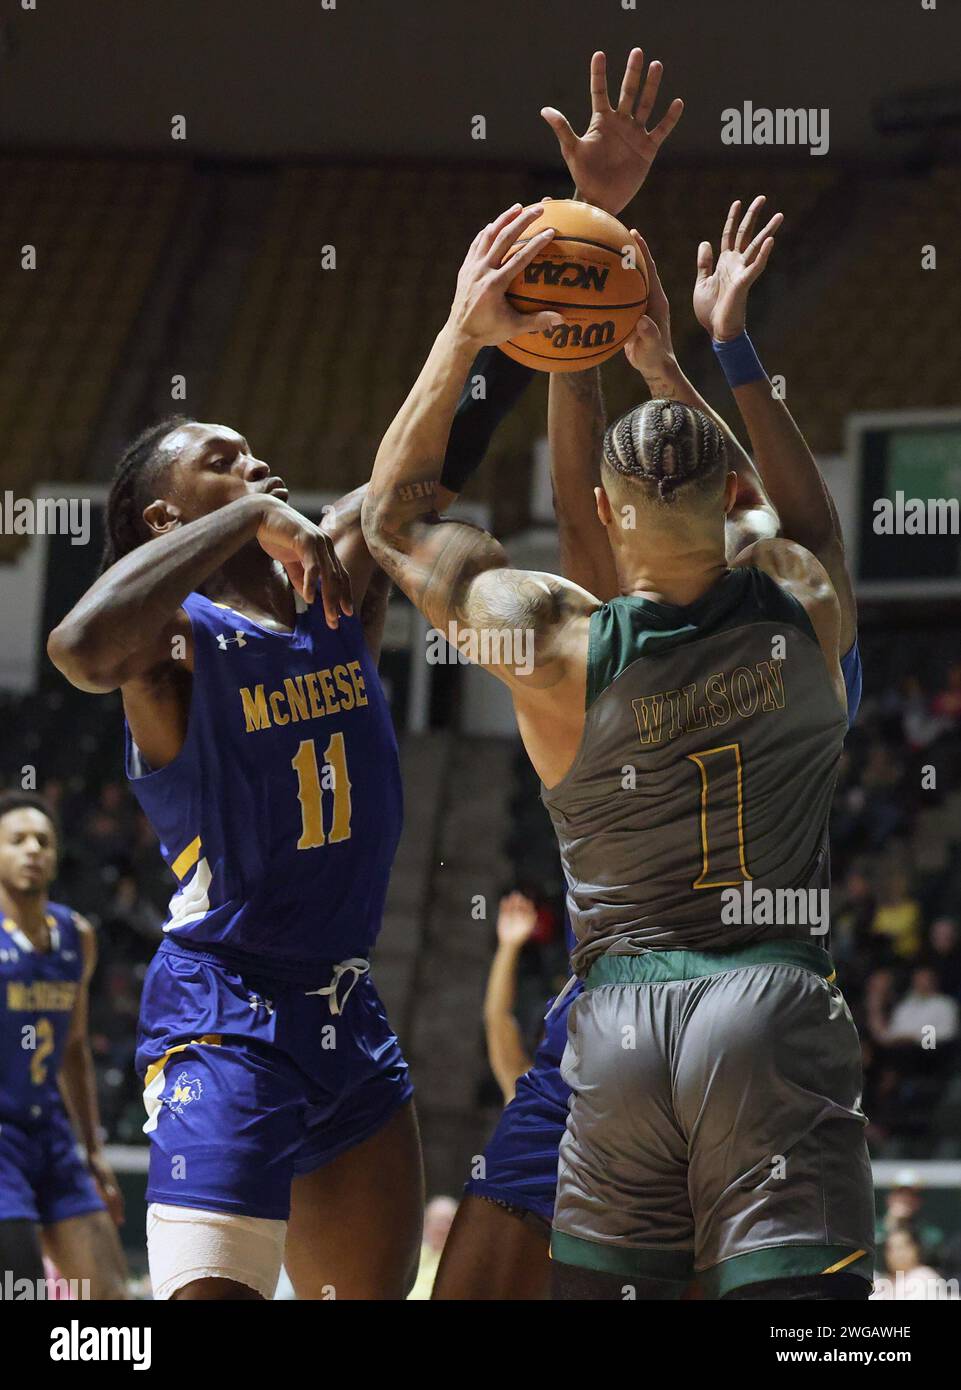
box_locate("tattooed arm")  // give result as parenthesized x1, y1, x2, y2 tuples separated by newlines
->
(362, 204, 597, 697)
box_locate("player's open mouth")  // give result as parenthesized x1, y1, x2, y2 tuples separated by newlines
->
(264, 479, 289, 499)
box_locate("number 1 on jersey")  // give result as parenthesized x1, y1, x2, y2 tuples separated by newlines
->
(687, 742, 752, 890)
(292, 733, 352, 849)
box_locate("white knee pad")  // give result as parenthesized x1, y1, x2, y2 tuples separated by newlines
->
(146, 1203, 286, 1301)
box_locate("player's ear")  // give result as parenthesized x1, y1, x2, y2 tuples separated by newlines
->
(143, 499, 182, 537)
(722, 470, 738, 515)
(595, 485, 613, 527)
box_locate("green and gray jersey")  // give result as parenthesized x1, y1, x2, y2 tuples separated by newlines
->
(542, 567, 847, 975)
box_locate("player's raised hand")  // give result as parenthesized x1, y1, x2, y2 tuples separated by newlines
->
(622, 230, 675, 376)
(693, 196, 783, 342)
(496, 891, 539, 949)
(448, 203, 564, 346)
(255, 494, 353, 627)
(541, 49, 683, 217)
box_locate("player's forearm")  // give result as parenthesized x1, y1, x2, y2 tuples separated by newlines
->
(483, 942, 532, 1101)
(365, 321, 476, 545)
(483, 939, 524, 1023)
(362, 319, 487, 609)
(48, 493, 272, 690)
(60, 1043, 103, 1159)
(548, 368, 619, 600)
(731, 377, 841, 553)
(360, 567, 392, 663)
(484, 1015, 532, 1105)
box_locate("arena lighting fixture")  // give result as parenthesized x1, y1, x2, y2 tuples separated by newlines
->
(874, 82, 961, 135)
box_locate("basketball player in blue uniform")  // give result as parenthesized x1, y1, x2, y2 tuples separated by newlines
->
(45, 321, 557, 1298)
(47, 435, 426, 1299)
(0, 792, 128, 1297)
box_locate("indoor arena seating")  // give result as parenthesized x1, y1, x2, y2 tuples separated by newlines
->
(759, 166, 961, 453)
(204, 163, 549, 495)
(0, 158, 187, 558)
(202, 161, 842, 498)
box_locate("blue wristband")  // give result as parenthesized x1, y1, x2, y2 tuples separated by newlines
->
(712, 331, 766, 389)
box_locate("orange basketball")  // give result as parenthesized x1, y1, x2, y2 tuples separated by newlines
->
(500, 200, 647, 373)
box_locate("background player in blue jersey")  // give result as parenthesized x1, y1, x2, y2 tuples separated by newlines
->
(0, 792, 128, 1298)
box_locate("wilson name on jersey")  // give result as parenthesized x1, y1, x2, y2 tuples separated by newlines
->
(543, 568, 847, 974)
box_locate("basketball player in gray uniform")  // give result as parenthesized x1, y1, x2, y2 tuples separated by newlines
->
(362, 199, 874, 1301)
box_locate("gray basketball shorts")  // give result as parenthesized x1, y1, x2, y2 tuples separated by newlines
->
(550, 941, 875, 1297)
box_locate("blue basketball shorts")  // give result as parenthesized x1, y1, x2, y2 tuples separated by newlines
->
(465, 982, 580, 1225)
(136, 940, 413, 1221)
(0, 1106, 104, 1226)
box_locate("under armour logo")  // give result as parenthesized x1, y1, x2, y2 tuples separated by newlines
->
(248, 993, 274, 1015)
(216, 630, 248, 651)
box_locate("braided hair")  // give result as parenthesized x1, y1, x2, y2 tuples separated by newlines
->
(100, 416, 194, 572)
(602, 400, 727, 505)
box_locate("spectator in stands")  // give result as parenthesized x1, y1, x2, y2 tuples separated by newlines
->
(924, 916, 961, 1000)
(832, 859, 877, 976)
(877, 1180, 945, 1257)
(884, 966, 959, 1049)
(873, 1225, 943, 1300)
(931, 661, 961, 728)
(901, 675, 952, 751)
(864, 967, 897, 1044)
(859, 742, 907, 848)
(871, 870, 923, 960)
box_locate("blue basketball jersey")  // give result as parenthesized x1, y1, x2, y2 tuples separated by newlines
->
(125, 590, 403, 978)
(0, 902, 84, 1125)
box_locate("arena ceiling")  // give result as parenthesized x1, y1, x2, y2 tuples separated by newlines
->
(1, 0, 958, 167)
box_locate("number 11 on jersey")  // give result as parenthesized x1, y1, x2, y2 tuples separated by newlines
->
(292, 732, 353, 849)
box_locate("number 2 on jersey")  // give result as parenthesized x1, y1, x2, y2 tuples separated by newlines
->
(291, 733, 352, 849)
(30, 1016, 55, 1085)
(687, 742, 752, 890)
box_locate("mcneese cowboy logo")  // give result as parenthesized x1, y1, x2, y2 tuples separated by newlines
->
(166, 1070, 203, 1114)
(524, 260, 610, 292)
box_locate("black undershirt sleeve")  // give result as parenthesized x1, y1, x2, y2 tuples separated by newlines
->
(440, 346, 535, 494)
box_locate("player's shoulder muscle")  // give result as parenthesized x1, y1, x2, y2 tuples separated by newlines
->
(462, 568, 599, 687)
(735, 537, 845, 706)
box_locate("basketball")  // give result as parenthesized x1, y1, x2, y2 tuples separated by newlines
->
(500, 199, 648, 372)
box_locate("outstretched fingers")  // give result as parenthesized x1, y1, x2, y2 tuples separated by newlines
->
(743, 211, 783, 265)
(734, 195, 767, 252)
(720, 200, 741, 254)
(616, 47, 645, 116)
(589, 50, 611, 114)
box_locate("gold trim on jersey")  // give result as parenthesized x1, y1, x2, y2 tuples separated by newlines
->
(170, 835, 202, 882)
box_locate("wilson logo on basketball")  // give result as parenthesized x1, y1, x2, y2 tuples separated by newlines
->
(540, 320, 616, 349)
(523, 261, 610, 292)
